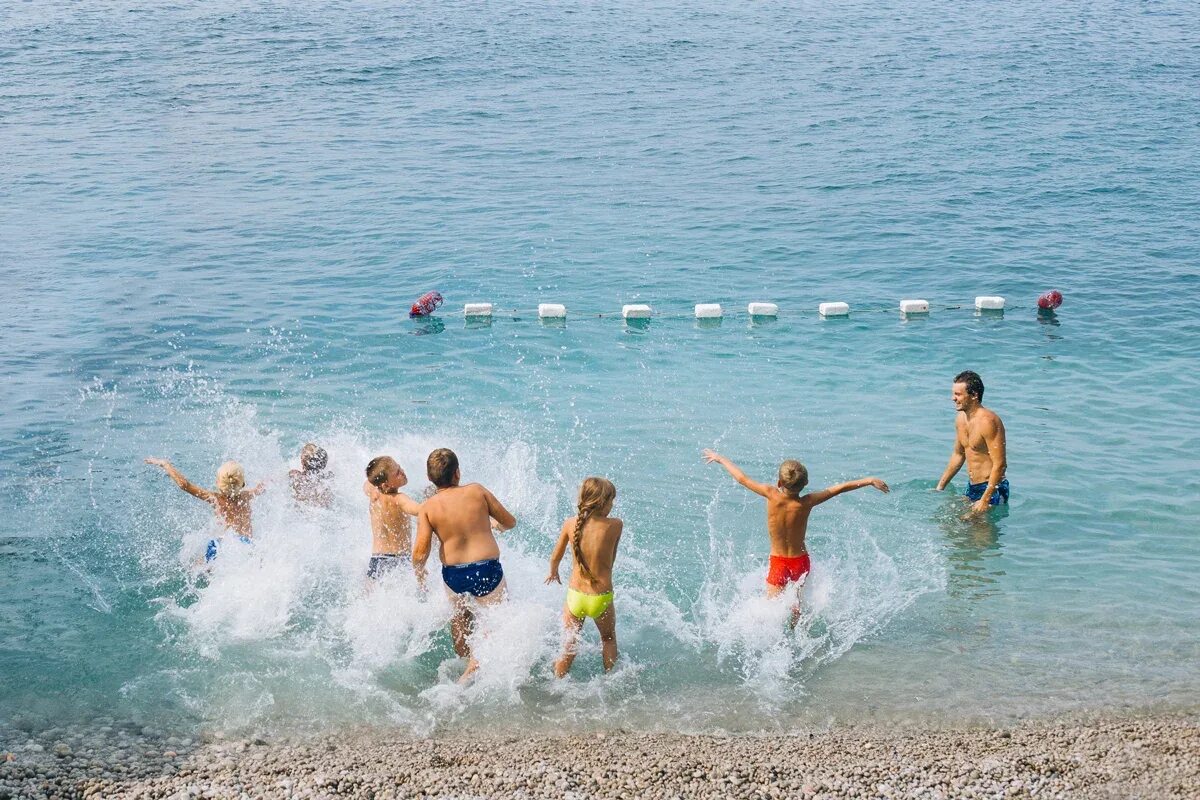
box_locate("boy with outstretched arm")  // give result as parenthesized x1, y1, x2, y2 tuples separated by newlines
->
(702, 449, 889, 628)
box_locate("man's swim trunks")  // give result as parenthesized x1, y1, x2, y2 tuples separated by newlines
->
(367, 553, 410, 580)
(767, 553, 811, 588)
(205, 535, 253, 563)
(965, 478, 1010, 505)
(566, 588, 614, 619)
(442, 558, 504, 597)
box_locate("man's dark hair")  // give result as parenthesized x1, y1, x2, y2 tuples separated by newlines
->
(427, 448, 459, 488)
(954, 370, 985, 401)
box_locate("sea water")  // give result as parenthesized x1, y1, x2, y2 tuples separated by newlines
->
(1, 1, 1198, 736)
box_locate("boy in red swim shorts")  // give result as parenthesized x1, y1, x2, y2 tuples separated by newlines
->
(703, 450, 889, 629)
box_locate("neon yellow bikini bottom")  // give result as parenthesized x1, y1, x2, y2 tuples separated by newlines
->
(566, 588, 614, 619)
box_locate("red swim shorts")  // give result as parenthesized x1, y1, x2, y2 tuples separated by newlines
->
(767, 553, 811, 588)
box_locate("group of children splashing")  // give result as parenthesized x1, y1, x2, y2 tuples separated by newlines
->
(145, 445, 889, 682)
(145, 370, 1008, 682)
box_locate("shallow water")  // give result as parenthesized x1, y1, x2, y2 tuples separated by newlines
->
(2, 0, 1198, 736)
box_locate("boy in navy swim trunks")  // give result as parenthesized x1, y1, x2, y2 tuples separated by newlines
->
(413, 448, 517, 682)
(703, 450, 889, 629)
(935, 370, 1009, 516)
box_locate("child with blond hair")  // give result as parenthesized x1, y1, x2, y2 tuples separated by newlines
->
(145, 457, 265, 562)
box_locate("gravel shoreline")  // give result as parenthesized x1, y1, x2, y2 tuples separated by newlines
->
(2, 714, 1197, 799)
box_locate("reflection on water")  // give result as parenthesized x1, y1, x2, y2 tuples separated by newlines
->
(410, 317, 446, 336)
(936, 494, 1009, 600)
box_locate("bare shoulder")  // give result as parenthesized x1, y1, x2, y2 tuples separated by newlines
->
(607, 517, 624, 534)
(978, 407, 1004, 432)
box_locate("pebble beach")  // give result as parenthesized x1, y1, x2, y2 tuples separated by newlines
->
(3, 714, 1196, 799)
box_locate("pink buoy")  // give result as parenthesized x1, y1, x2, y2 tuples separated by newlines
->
(409, 291, 444, 317)
(1037, 290, 1063, 310)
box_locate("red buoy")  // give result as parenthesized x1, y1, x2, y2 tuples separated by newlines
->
(1037, 290, 1063, 310)
(409, 291, 444, 317)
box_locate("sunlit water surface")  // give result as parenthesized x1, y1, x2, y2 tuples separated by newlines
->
(2, 0, 1198, 736)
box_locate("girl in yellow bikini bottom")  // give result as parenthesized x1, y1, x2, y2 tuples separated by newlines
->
(566, 587, 614, 619)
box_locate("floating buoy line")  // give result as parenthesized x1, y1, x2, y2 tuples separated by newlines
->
(411, 293, 1067, 323)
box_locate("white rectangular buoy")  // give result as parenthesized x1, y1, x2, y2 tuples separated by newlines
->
(464, 302, 493, 317)
(538, 303, 566, 319)
(975, 296, 1005, 311)
(622, 304, 652, 319)
(900, 299, 929, 314)
(694, 303, 722, 319)
(748, 302, 779, 316)
(819, 302, 850, 317)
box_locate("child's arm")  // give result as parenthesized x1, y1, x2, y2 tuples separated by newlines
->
(248, 481, 267, 498)
(396, 494, 422, 516)
(412, 507, 434, 591)
(545, 520, 571, 584)
(145, 458, 214, 502)
(482, 486, 517, 531)
(702, 450, 773, 497)
(806, 477, 890, 507)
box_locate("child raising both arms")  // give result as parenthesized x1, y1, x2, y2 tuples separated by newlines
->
(703, 450, 889, 629)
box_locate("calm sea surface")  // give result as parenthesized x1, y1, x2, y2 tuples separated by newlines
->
(2, 1, 1198, 735)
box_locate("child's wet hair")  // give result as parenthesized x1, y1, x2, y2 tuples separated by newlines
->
(216, 461, 246, 496)
(365, 456, 397, 487)
(778, 460, 808, 493)
(301, 443, 328, 472)
(427, 448, 459, 488)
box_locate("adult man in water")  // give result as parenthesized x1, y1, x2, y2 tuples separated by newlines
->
(936, 370, 1009, 514)
(413, 448, 516, 682)
(363, 456, 422, 581)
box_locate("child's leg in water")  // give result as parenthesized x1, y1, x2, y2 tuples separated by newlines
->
(766, 581, 804, 630)
(593, 603, 618, 671)
(554, 607, 584, 678)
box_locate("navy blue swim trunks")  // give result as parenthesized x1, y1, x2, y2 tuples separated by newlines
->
(965, 478, 1010, 505)
(442, 558, 504, 597)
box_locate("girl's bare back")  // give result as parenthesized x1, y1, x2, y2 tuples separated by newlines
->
(567, 515, 623, 594)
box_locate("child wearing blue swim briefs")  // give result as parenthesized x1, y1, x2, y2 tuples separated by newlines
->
(413, 448, 517, 684)
(145, 457, 265, 563)
(546, 477, 623, 677)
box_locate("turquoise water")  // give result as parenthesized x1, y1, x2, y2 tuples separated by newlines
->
(2, 1, 1198, 736)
